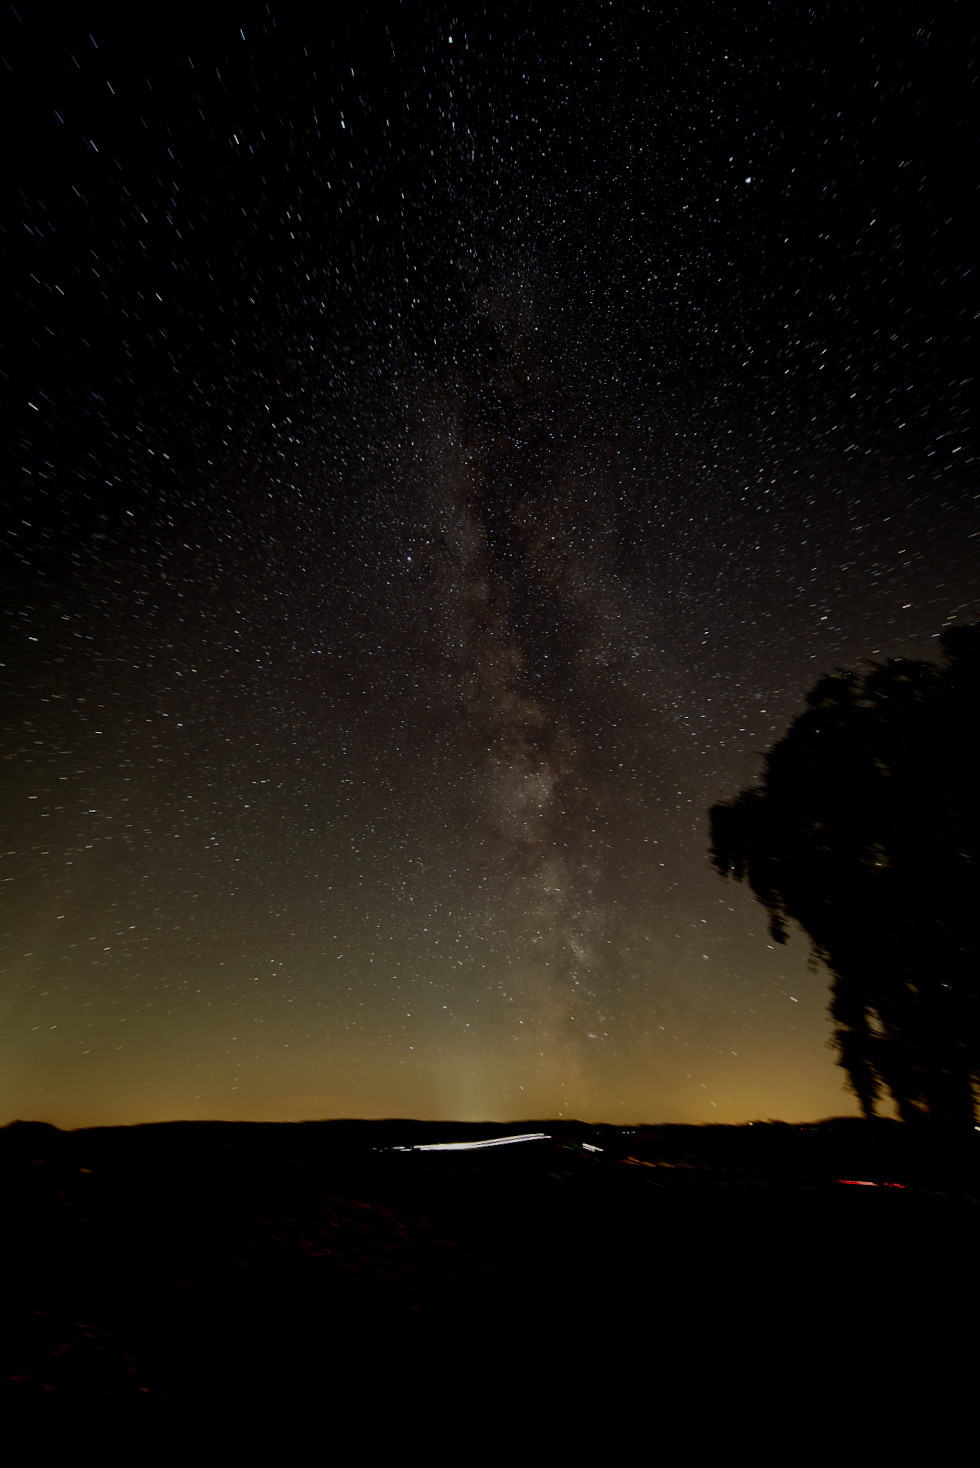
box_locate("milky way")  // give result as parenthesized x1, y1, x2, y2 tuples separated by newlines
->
(2, 4, 976, 1125)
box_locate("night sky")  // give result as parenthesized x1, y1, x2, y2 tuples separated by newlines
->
(3, 3, 976, 1128)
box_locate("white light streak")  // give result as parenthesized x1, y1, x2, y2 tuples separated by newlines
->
(412, 1132, 550, 1151)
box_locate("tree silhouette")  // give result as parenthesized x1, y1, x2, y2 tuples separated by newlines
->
(710, 624, 980, 1124)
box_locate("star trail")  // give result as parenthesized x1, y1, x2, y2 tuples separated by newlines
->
(2, 3, 976, 1127)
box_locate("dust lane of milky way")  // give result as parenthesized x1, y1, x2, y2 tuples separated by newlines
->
(2, 4, 976, 1125)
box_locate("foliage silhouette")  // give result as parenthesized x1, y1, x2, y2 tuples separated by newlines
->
(710, 624, 980, 1124)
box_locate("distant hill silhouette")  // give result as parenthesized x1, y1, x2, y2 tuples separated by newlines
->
(3, 1118, 977, 1423)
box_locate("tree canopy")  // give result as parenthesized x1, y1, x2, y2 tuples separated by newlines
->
(710, 624, 980, 1124)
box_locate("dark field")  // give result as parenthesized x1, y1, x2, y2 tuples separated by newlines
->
(3, 1118, 977, 1424)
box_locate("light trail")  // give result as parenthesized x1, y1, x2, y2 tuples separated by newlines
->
(410, 1132, 551, 1152)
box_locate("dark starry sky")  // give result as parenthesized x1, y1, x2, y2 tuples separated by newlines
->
(2, 2, 976, 1126)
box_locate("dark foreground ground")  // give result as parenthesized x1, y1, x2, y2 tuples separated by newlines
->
(3, 1117, 977, 1430)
